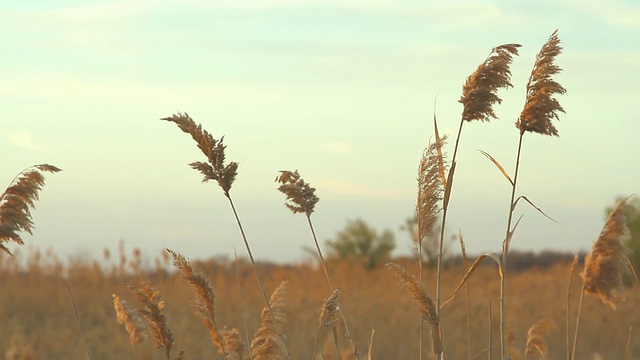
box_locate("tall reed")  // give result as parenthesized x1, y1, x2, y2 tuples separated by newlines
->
(275, 170, 358, 358)
(434, 42, 520, 358)
(500, 30, 565, 360)
(161, 113, 292, 359)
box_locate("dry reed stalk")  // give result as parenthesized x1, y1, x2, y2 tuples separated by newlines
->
(0, 164, 61, 255)
(581, 198, 631, 309)
(524, 318, 555, 359)
(67, 284, 91, 360)
(566, 255, 578, 360)
(113, 293, 146, 358)
(251, 281, 288, 360)
(386, 263, 442, 356)
(501, 30, 565, 360)
(162, 113, 291, 359)
(275, 170, 358, 358)
(128, 282, 177, 360)
(458, 231, 472, 360)
(166, 249, 229, 359)
(313, 289, 341, 360)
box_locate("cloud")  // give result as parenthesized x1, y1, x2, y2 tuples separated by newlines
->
(315, 178, 404, 198)
(319, 142, 352, 154)
(8, 132, 41, 151)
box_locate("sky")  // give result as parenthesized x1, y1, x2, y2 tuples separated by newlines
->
(1, 0, 639, 264)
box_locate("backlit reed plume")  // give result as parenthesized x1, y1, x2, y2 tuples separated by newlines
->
(312, 289, 341, 359)
(167, 249, 228, 358)
(416, 136, 447, 257)
(500, 30, 564, 360)
(0, 164, 61, 254)
(581, 198, 631, 309)
(571, 198, 631, 360)
(516, 30, 566, 136)
(386, 263, 442, 355)
(417, 135, 447, 360)
(220, 327, 244, 360)
(162, 113, 291, 359)
(113, 294, 146, 359)
(128, 282, 181, 360)
(113, 294, 146, 346)
(524, 318, 555, 359)
(251, 281, 288, 360)
(275, 170, 359, 357)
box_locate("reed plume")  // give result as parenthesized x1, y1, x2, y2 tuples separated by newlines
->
(167, 249, 228, 358)
(581, 198, 631, 309)
(220, 327, 244, 360)
(313, 289, 341, 359)
(251, 281, 288, 360)
(161, 113, 237, 197)
(113, 294, 146, 346)
(128, 282, 177, 360)
(0, 164, 61, 254)
(162, 113, 292, 359)
(276, 170, 359, 358)
(516, 30, 566, 136)
(460, 43, 521, 122)
(500, 30, 565, 360)
(524, 318, 555, 359)
(386, 263, 441, 355)
(275, 170, 319, 217)
(416, 136, 447, 256)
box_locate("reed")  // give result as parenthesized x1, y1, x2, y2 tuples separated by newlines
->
(162, 113, 292, 359)
(0, 164, 61, 254)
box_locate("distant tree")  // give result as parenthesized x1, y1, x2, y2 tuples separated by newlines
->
(326, 218, 395, 269)
(608, 197, 640, 273)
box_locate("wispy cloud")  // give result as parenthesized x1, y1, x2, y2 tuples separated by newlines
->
(315, 178, 403, 198)
(319, 142, 352, 154)
(561, 0, 640, 30)
(7, 132, 42, 151)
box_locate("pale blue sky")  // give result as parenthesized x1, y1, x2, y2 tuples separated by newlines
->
(2, 0, 639, 263)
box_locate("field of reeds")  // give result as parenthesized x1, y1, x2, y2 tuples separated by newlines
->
(2, 30, 638, 359)
(0, 248, 638, 359)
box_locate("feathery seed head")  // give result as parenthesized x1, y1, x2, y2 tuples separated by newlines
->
(416, 136, 447, 250)
(581, 198, 631, 309)
(319, 289, 340, 328)
(386, 262, 442, 354)
(275, 170, 319, 217)
(524, 318, 555, 359)
(251, 281, 288, 360)
(162, 113, 238, 197)
(0, 164, 61, 254)
(460, 43, 521, 122)
(128, 282, 174, 359)
(113, 294, 147, 345)
(517, 30, 566, 136)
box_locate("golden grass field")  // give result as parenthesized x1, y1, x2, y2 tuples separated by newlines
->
(1, 247, 638, 359)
